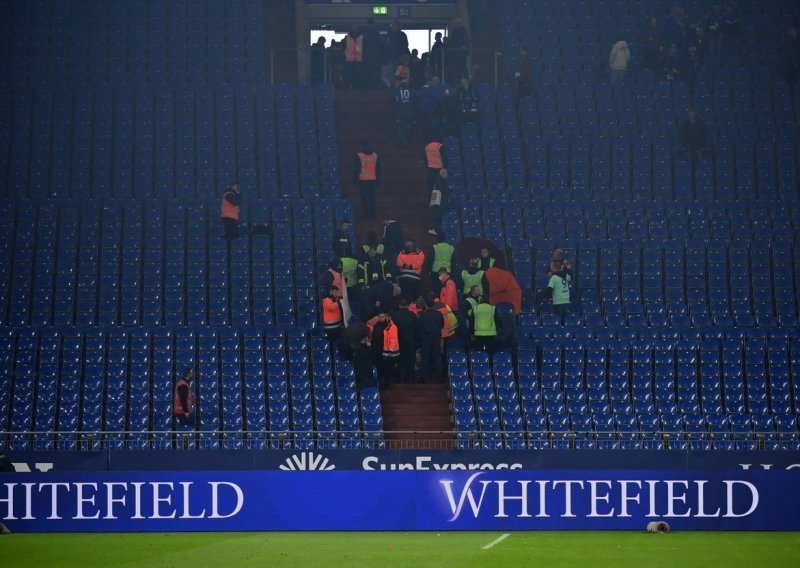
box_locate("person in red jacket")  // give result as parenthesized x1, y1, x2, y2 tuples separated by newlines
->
(173, 368, 195, 427)
(219, 182, 241, 242)
(437, 267, 459, 311)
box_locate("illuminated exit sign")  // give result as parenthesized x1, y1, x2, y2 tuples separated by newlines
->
(372, 6, 388, 15)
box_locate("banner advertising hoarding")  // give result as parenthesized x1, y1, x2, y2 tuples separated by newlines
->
(7, 449, 800, 473)
(1, 469, 799, 532)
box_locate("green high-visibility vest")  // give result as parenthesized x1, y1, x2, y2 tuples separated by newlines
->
(473, 303, 497, 337)
(341, 257, 359, 288)
(431, 242, 454, 272)
(362, 243, 385, 255)
(461, 269, 485, 295)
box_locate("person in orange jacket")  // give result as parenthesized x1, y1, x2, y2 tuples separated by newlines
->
(396, 239, 425, 302)
(322, 285, 344, 348)
(219, 182, 241, 241)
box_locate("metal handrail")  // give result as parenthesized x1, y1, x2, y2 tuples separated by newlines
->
(1, 430, 793, 452)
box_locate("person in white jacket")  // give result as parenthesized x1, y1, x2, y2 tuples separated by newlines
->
(609, 40, 631, 86)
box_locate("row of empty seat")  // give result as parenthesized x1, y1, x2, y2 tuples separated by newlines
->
(2, 0, 268, 85)
(1, 327, 383, 450)
(0, 84, 340, 199)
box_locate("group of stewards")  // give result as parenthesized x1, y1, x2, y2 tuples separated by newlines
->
(320, 226, 519, 387)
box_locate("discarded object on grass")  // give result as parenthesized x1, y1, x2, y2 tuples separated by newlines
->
(646, 521, 671, 533)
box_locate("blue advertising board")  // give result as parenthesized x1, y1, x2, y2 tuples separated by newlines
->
(7, 449, 800, 473)
(1, 469, 798, 532)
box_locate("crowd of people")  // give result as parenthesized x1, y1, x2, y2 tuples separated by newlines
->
(319, 221, 534, 390)
(310, 18, 470, 90)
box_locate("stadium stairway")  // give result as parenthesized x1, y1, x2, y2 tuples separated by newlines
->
(265, 0, 298, 83)
(380, 383, 456, 449)
(335, 89, 437, 251)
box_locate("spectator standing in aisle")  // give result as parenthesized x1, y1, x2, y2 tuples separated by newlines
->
(332, 219, 354, 259)
(396, 239, 425, 302)
(220, 181, 241, 242)
(386, 20, 410, 68)
(173, 368, 196, 427)
(417, 299, 444, 382)
(547, 261, 572, 324)
(409, 49, 424, 89)
(430, 32, 445, 79)
(353, 141, 380, 219)
(392, 298, 418, 383)
(418, 77, 448, 140)
(609, 39, 631, 86)
(310, 37, 327, 84)
(428, 168, 451, 236)
(393, 82, 416, 148)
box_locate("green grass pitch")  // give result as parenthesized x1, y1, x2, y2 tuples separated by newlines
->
(2, 532, 799, 567)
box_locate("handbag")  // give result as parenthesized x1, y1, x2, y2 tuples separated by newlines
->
(429, 189, 442, 207)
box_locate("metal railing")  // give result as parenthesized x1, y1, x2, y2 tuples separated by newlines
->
(1, 430, 796, 451)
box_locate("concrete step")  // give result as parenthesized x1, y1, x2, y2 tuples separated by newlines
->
(382, 404, 451, 418)
(384, 417, 453, 430)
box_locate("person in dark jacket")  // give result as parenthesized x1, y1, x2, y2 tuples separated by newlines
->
(417, 299, 444, 382)
(310, 37, 327, 83)
(0, 453, 15, 472)
(392, 298, 418, 383)
(220, 182, 241, 242)
(173, 368, 195, 427)
(382, 217, 404, 262)
(353, 335, 376, 391)
(358, 246, 392, 291)
(361, 280, 402, 321)
(332, 219, 354, 258)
